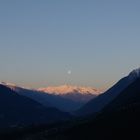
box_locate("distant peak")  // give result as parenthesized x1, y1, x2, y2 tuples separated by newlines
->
(0, 82, 19, 90)
(0, 82, 31, 91)
(129, 67, 140, 79)
(130, 67, 140, 76)
(38, 85, 102, 95)
(0, 82, 16, 86)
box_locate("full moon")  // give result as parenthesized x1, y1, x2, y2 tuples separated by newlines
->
(67, 70, 71, 75)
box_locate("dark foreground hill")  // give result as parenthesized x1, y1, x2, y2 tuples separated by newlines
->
(58, 78, 140, 140)
(0, 84, 71, 130)
(77, 71, 138, 116)
(15, 105, 140, 140)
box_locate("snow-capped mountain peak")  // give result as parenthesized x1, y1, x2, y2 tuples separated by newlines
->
(0, 82, 18, 90)
(0, 82, 30, 92)
(128, 67, 140, 80)
(38, 85, 102, 95)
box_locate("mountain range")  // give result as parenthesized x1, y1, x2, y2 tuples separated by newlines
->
(59, 68, 140, 140)
(0, 83, 101, 112)
(0, 84, 71, 129)
(77, 68, 140, 116)
(38, 85, 101, 102)
(22, 67, 140, 140)
(1, 68, 140, 139)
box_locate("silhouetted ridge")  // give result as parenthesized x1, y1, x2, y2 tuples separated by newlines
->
(0, 84, 71, 129)
(77, 68, 140, 116)
(103, 77, 140, 112)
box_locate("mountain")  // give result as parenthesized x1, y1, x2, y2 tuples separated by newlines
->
(77, 68, 140, 116)
(63, 69, 140, 140)
(103, 76, 140, 112)
(2, 83, 101, 112)
(0, 84, 71, 129)
(2, 68, 140, 139)
(19, 69, 140, 140)
(38, 85, 101, 102)
(0, 83, 87, 112)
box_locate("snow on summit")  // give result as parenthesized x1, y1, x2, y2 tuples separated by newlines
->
(38, 85, 102, 95)
(129, 67, 140, 78)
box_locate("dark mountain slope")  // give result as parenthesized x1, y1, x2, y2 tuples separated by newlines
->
(77, 76, 132, 116)
(0, 84, 71, 129)
(59, 77, 140, 140)
(77, 68, 140, 116)
(17, 88, 82, 112)
(102, 78, 140, 112)
(3, 84, 83, 112)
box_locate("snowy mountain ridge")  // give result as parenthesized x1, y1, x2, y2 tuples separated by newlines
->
(38, 85, 102, 95)
(128, 67, 140, 80)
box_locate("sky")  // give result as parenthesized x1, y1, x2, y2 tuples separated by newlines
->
(0, 0, 140, 89)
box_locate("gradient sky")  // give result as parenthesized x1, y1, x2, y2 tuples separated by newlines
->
(0, 0, 140, 89)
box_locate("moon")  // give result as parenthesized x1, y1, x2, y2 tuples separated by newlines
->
(67, 70, 71, 75)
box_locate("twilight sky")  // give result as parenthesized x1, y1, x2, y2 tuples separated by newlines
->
(0, 0, 140, 89)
